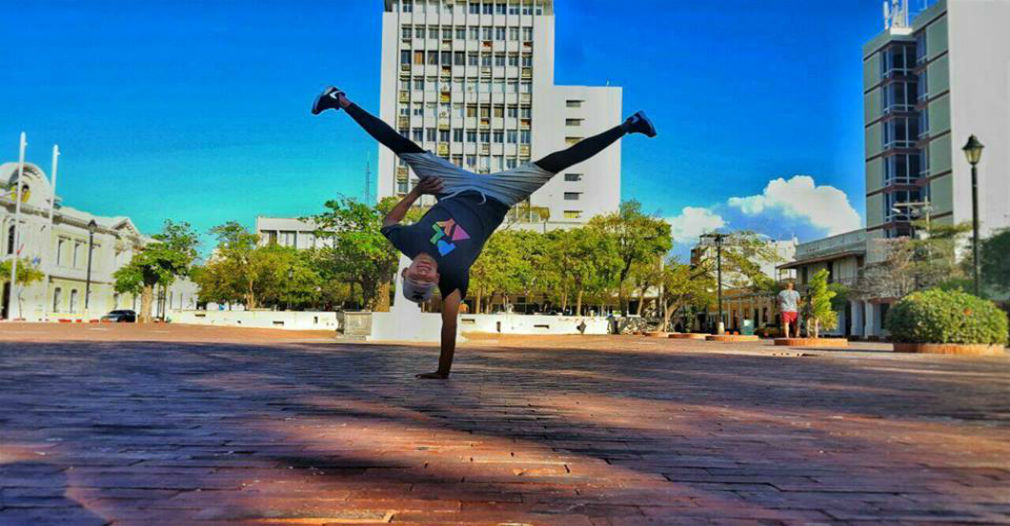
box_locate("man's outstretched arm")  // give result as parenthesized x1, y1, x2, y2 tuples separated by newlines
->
(383, 177, 443, 228)
(417, 289, 461, 379)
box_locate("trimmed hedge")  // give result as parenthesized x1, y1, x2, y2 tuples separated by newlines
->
(885, 289, 1009, 345)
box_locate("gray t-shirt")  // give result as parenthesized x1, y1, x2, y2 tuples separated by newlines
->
(778, 289, 801, 312)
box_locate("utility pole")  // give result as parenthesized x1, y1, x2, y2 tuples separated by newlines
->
(700, 232, 729, 335)
(6, 132, 27, 321)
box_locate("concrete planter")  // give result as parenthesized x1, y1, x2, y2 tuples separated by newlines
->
(647, 331, 669, 338)
(669, 333, 708, 340)
(705, 334, 760, 342)
(774, 337, 849, 348)
(893, 342, 1007, 356)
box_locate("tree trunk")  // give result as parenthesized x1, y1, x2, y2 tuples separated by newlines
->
(560, 284, 568, 311)
(663, 301, 674, 332)
(576, 288, 583, 316)
(376, 280, 391, 312)
(139, 285, 154, 323)
(635, 283, 649, 316)
(814, 320, 820, 339)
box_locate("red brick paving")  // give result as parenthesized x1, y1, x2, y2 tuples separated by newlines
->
(1, 324, 1008, 525)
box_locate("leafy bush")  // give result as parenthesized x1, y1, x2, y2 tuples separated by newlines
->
(885, 289, 1008, 345)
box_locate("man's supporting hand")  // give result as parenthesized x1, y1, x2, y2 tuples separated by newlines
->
(415, 176, 444, 196)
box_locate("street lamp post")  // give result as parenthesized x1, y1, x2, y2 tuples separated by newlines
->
(85, 219, 97, 317)
(701, 232, 729, 335)
(961, 135, 984, 296)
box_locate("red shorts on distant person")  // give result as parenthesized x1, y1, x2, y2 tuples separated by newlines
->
(782, 311, 798, 324)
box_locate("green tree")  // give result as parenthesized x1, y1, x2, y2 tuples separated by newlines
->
(1, 258, 44, 317)
(589, 200, 672, 315)
(807, 268, 837, 338)
(978, 228, 1009, 296)
(310, 197, 426, 311)
(114, 220, 198, 322)
(658, 257, 715, 332)
(545, 226, 622, 315)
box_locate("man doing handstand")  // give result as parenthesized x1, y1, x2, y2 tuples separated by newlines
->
(312, 87, 656, 379)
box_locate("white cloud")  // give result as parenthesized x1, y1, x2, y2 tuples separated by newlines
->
(667, 206, 725, 245)
(727, 175, 861, 235)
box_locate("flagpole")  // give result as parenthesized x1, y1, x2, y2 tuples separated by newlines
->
(41, 144, 60, 321)
(7, 132, 27, 320)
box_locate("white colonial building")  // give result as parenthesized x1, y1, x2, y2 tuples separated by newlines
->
(1, 161, 197, 321)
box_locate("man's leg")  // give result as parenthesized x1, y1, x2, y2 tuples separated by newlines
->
(313, 87, 424, 155)
(533, 111, 656, 173)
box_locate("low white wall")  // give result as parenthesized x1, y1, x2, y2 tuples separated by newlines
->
(172, 310, 338, 331)
(459, 314, 609, 335)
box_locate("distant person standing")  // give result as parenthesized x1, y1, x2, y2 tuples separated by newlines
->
(778, 281, 802, 338)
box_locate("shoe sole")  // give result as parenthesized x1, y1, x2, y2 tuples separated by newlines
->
(637, 112, 657, 137)
(311, 87, 341, 115)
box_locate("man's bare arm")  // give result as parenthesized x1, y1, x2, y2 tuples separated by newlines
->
(417, 289, 461, 379)
(382, 177, 444, 228)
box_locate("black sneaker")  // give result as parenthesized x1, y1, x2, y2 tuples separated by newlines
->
(624, 111, 656, 137)
(311, 86, 346, 115)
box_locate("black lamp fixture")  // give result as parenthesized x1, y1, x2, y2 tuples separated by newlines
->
(961, 135, 984, 296)
(85, 219, 98, 312)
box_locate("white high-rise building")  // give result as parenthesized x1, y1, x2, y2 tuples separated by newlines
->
(378, 0, 622, 228)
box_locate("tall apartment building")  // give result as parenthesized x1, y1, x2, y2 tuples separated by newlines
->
(863, 0, 1009, 241)
(781, 0, 1009, 338)
(378, 0, 622, 227)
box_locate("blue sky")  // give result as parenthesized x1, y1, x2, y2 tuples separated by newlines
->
(2, 0, 918, 253)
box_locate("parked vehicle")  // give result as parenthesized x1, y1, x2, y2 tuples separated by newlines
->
(101, 310, 137, 323)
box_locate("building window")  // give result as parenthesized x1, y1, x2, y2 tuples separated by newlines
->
(495, 3, 506, 14)
(56, 239, 65, 265)
(883, 154, 920, 185)
(452, 155, 463, 166)
(919, 147, 930, 178)
(453, 129, 464, 142)
(52, 288, 62, 312)
(506, 130, 517, 143)
(563, 210, 582, 219)
(441, 51, 451, 65)
(508, 3, 519, 14)
(481, 26, 493, 40)
(413, 50, 424, 65)
(280, 231, 296, 247)
(412, 128, 423, 141)
(506, 158, 517, 169)
(565, 118, 583, 127)
(427, 50, 439, 65)
(468, 26, 479, 40)
(915, 32, 927, 64)
(482, 2, 493, 14)
(426, 128, 437, 141)
(918, 109, 929, 138)
(402, 0, 413, 12)
(884, 188, 923, 222)
(566, 99, 582, 108)
(507, 105, 518, 117)
(564, 173, 582, 182)
(494, 52, 505, 66)
(509, 27, 519, 41)
(468, 2, 479, 14)
(453, 51, 465, 66)
(439, 129, 450, 142)
(507, 52, 519, 66)
(415, 26, 425, 39)
(520, 130, 531, 144)
(495, 27, 505, 41)
(5, 225, 13, 255)
(73, 242, 81, 268)
(455, 26, 466, 39)
(400, 50, 410, 64)
(565, 136, 582, 145)
(880, 43, 914, 79)
(479, 130, 490, 143)
(466, 129, 477, 142)
(69, 289, 78, 313)
(429, 26, 440, 39)
(564, 192, 581, 200)
(882, 117, 918, 149)
(519, 81, 531, 93)
(493, 130, 504, 143)
(522, 27, 533, 40)
(521, 53, 532, 67)
(481, 53, 491, 66)
(881, 80, 917, 113)
(520, 105, 531, 118)
(466, 155, 477, 168)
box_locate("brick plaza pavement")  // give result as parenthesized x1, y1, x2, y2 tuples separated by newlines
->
(1, 324, 1007, 525)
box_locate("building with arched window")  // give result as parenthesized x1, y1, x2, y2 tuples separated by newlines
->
(1, 162, 197, 321)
